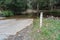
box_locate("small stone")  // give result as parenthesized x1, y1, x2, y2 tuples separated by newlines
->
(37, 29, 40, 33)
(0, 17, 6, 19)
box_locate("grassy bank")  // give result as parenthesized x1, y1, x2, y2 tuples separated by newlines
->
(32, 17, 60, 40)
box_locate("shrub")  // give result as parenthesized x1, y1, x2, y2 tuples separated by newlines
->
(0, 10, 14, 17)
(44, 10, 60, 17)
(49, 10, 60, 16)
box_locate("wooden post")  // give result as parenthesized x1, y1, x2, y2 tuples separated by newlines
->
(40, 12, 43, 28)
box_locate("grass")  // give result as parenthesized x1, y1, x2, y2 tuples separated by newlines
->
(31, 17, 60, 40)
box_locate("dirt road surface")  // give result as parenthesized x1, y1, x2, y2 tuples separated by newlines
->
(0, 19, 33, 40)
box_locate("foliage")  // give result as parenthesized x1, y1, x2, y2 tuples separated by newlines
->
(0, 0, 59, 10)
(0, 0, 60, 16)
(0, 10, 14, 17)
(0, 0, 27, 12)
(32, 0, 59, 10)
(44, 10, 60, 16)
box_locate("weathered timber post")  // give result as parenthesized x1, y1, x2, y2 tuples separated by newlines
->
(40, 12, 43, 28)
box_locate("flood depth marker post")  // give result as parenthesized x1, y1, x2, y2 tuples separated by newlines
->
(40, 12, 43, 28)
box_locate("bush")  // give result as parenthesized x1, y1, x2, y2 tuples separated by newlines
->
(0, 10, 14, 17)
(44, 10, 60, 17)
(49, 10, 60, 16)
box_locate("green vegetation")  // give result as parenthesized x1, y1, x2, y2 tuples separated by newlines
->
(0, 0, 27, 16)
(1, 10, 14, 17)
(0, 0, 60, 16)
(44, 10, 60, 16)
(32, 18, 60, 40)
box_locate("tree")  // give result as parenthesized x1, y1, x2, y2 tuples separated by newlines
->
(0, 0, 27, 15)
(32, 0, 49, 10)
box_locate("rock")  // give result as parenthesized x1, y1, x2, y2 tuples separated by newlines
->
(0, 17, 6, 19)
